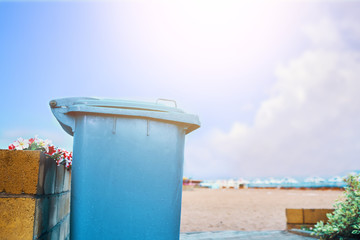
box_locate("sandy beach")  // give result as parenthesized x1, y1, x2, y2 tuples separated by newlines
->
(180, 188, 342, 232)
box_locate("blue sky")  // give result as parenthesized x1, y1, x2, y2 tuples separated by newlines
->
(1, 1, 360, 179)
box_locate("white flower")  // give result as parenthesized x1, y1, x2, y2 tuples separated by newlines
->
(34, 135, 41, 143)
(38, 139, 52, 152)
(13, 137, 29, 150)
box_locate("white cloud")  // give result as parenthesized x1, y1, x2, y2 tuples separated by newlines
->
(185, 17, 360, 179)
(303, 17, 344, 49)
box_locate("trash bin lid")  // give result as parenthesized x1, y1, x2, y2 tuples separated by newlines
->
(50, 97, 200, 136)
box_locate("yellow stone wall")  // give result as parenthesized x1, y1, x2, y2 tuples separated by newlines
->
(0, 150, 41, 194)
(0, 198, 36, 240)
(0, 150, 71, 240)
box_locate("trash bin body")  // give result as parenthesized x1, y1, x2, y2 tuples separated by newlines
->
(50, 98, 200, 240)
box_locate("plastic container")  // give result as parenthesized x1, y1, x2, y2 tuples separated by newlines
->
(50, 97, 200, 240)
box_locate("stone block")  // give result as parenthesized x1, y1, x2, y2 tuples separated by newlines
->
(55, 166, 65, 194)
(38, 232, 48, 240)
(63, 215, 70, 239)
(59, 216, 69, 240)
(0, 197, 36, 240)
(57, 194, 65, 222)
(48, 195, 58, 229)
(34, 196, 50, 238)
(64, 192, 71, 216)
(44, 156, 57, 195)
(0, 150, 41, 194)
(48, 224, 60, 240)
(57, 193, 71, 223)
(37, 153, 47, 195)
(286, 208, 304, 224)
(63, 169, 71, 192)
(304, 209, 333, 224)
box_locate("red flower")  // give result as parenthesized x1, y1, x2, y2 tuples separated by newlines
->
(28, 138, 35, 145)
(8, 144, 15, 150)
(48, 145, 56, 155)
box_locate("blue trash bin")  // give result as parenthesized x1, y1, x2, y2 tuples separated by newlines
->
(50, 97, 200, 240)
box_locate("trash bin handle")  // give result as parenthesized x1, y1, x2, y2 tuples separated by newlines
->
(156, 98, 177, 108)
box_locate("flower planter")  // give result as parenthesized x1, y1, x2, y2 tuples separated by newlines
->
(0, 150, 71, 240)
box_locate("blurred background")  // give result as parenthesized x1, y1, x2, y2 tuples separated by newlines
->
(1, 0, 360, 180)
